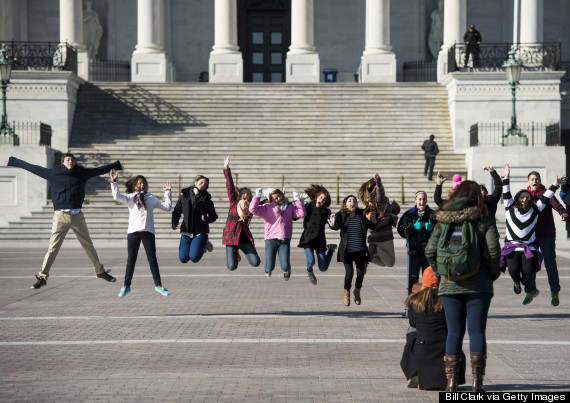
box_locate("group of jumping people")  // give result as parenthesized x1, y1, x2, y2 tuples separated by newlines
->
(5, 153, 568, 394)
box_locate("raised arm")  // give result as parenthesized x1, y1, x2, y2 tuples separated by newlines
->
(536, 177, 563, 212)
(6, 157, 51, 180)
(153, 181, 172, 212)
(502, 163, 514, 209)
(223, 156, 238, 204)
(484, 166, 503, 201)
(109, 169, 128, 204)
(83, 160, 123, 180)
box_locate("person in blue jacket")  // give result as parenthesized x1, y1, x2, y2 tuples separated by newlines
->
(5, 153, 122, 289)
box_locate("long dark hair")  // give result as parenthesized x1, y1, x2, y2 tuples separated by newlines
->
(125, 175, 148, 193)
(305, 184, 331, 208)
(440, 180, 487, 216)
(358, 178, 386, 215)
(193, 175, 209, 191)
(513, 189, 533, 212)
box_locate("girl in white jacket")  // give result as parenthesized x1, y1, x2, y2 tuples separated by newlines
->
(110, 169, 172, 297)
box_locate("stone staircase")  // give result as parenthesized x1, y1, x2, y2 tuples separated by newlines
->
(0, 82, 470, 244)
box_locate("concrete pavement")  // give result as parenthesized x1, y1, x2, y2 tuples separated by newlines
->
(0, 237, 569, 402)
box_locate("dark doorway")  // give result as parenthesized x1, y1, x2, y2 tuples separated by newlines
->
(238, 0, 291, 82)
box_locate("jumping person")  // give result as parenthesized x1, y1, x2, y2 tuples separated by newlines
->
(297, 184, 336, 285)
(222, 156, 260, 271)
(358, 173, 398, 268)
(331, 194, 393, 306)
(500, 164, 563, 305)
(172, 175, 218, 264)
(5, 154, 121, 289)
(110, 169, 172, 297)
(250, 187, 306, 280)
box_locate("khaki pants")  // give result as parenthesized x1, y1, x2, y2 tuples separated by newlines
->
(39, 210, 104, 278)
(368, 240, 396, 267)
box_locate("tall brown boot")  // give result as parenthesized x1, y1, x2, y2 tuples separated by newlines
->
(354, 288, 361, 305)
(344, 289, 350, 306)
(444, 355, 461, 392)
(470, 352, 486, 392)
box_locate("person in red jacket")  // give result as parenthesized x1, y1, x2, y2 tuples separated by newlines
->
(222, 156, 260, 271)
(524, 171, 568, 306)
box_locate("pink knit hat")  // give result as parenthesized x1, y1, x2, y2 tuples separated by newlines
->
(452, 174, 462, 191)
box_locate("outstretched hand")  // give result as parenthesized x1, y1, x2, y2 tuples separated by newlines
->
(110, 169, 118, 182)
(555, 176, 564, 187)
(4, 160, 9, 166)
(224, 155, 230, 168)
(163, 181, 172, 191)
(436, 172, 446, 186)
(374, 172, 381, 182)
(483, 166, 495, 173)
(503, 163, 510, 178)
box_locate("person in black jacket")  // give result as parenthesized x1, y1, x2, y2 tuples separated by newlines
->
(463, 24, 482, 67)
(480, 166, 502, 221)
(331, 195, 393, 306)
(298, 184, 336, 286)
(422, 134, 439, 181)
(5, 153, 122, 289)
(397, 191, 437, 301)
(400, 267, 466, 390)
(172, 175, 218, 264)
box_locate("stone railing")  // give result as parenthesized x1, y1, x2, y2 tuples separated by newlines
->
(469, 122, 560, 147)
(1, 122, 52, 146)
(449, 42, 561, 72)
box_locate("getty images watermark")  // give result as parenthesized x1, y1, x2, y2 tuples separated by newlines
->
(440, 392, 569, 402)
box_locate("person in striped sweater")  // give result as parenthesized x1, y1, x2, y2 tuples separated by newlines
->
(331, 193, 393, 306)
(500, 163, 564, 305)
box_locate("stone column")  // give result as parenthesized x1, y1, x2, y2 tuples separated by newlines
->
(286, 0, 319, 83)
(520, 0, 543, 43)
(131, 0, 173, 82)
(60, 0, 90, 80)
(208, 0, 243, 83)
(437, 0, 466, 81)
(360, 0, 396, 83)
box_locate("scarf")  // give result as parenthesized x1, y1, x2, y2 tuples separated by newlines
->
(133, 190, 147, 210)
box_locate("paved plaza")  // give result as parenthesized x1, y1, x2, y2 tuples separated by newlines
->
(0, 238, 569, 402)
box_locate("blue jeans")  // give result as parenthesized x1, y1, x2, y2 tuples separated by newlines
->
(226, 243, 261, 271)
(304, 247, 334, 273)
(125, 231, 162, 288)
(441, 293, 492, 355)
(264, 239, 291, 273)
(179, 233, 208, 263)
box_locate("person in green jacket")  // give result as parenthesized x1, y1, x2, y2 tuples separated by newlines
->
(424, 180, 501, 393)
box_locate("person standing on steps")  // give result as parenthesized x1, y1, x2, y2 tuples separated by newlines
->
(110, 169, 172, 297)
(422, 134, 439, 181)
(222, 155, 260, 271)
(172, 174, 218, 264)
(4, 153, 122, 289)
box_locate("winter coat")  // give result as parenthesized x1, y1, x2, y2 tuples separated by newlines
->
(421, 138, 439, 158)
(400, 309, 466, 391)
(483, 169, 503, 221)
(331, 208, 393, 262)
(397, 206, 437, 256)
(249, 196, 306, 240)
(172, 186, 218, 235)
(464, 29, 482, 45)
(298, 202, 331, 251)
(222, 168, 254, 246)
(527, 184, 567, 238)
(424, 197, 501, 296)
(8, 157, 122, 210)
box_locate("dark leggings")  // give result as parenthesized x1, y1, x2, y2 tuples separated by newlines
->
(506, 251, 536, 286)
(125, 231, 162, 288)
(343, 250, 367, 290)
(441, 293, 492, 355)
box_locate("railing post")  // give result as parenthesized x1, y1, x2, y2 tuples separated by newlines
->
(532, 122, 534, 146)
(401, 175, 405, 205)
(178, 175, 181, 198)
(281, 175, 285, 190)
(235, 172, 238, 187)
(336, 173, 340, 205)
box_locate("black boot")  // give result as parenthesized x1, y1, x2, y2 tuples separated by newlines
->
(444, 355, 461, 392)
(470, 352, 486, 392)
